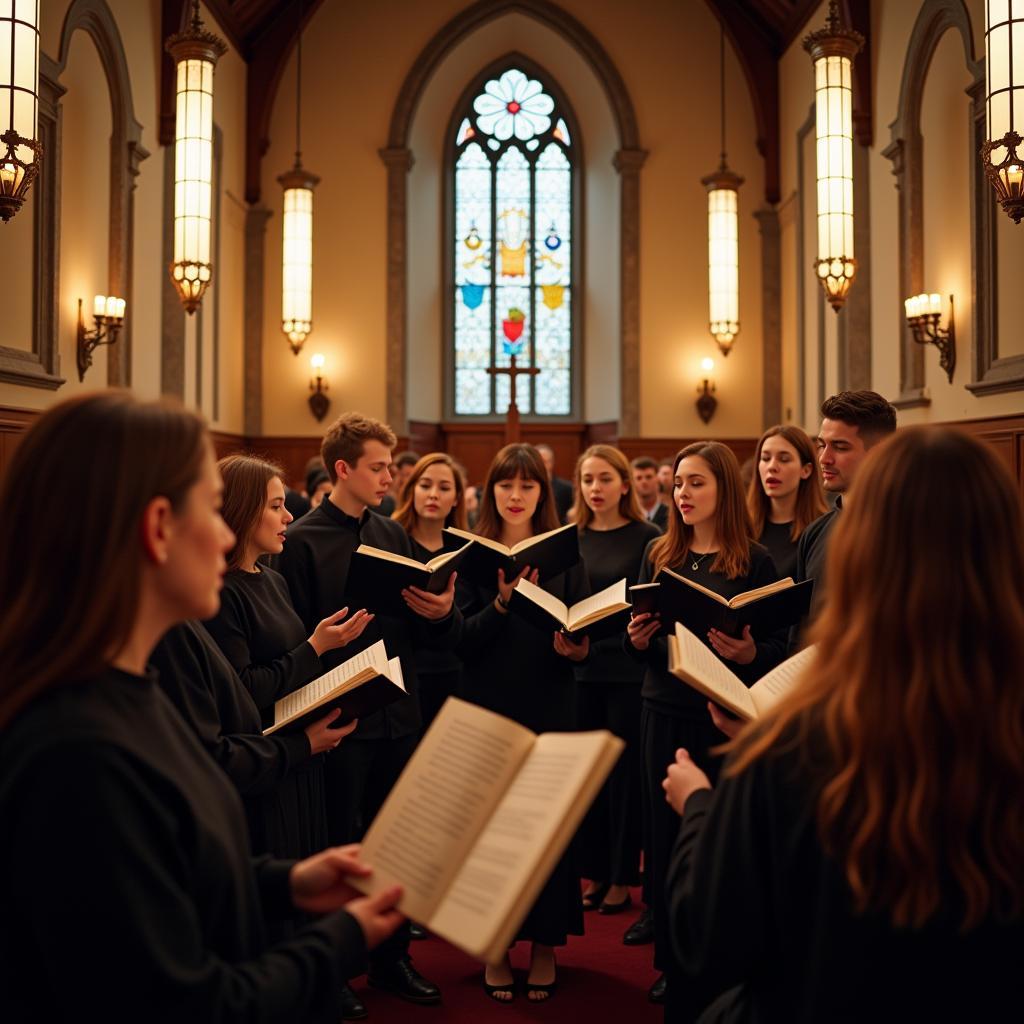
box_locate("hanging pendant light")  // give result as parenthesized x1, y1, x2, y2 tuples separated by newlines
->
(279, 0, 319, 355)
(803, 0, 863, 312)
(701, 24, 743, 356)
(0, 0, 41, 223)
(982, 1, 1024, 222)
(165, 0, 226, 313)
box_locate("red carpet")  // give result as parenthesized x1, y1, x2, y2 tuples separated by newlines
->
(352, 889, 662, 1022)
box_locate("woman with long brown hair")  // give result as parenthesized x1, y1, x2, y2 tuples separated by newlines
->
(663, 426, 1024, 1020)
(747, 425, 827, 579)
(625, 441, 783, 1006)
(571, 445, 660, 916)
(0, 393, 403, 1020)
(391, 452, 468, 732)
(459, 443, 589, 1002)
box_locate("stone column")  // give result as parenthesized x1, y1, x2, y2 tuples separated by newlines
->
(161, 144, 185, 398)
(244, 205, 272, 436)
(754, 206, 782, 427)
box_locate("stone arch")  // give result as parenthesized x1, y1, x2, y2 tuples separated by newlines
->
(55, 0, 149, 386)
(381, 0, 644, 433)
(882, 0, 981, 406)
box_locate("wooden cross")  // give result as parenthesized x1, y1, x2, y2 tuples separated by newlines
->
(487, 354, 540, 444)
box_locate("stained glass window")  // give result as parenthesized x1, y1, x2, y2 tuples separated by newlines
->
(452, 66, 575, 416)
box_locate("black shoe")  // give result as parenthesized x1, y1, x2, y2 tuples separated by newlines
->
(409, 923, 428, 940)
(599, 891, 632, 915)
(368, 958, 441, 1005)
(623, 908, 654, 945)
(581, 882, 610, 911)
(339, 985, 368, 1020)
(648, 973, 667, 1004)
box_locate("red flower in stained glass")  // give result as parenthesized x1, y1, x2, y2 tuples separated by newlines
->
(507, 101, 521, 113)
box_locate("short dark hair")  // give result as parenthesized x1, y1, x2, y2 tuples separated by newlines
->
(658, 457, 674, 468)
(631, 456, 658, 472)
(394, 451, 420, 469)
(821, 390, 897, 443)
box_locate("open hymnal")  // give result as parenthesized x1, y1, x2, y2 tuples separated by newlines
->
(348, 697, 623, 964)
(508, 577, 630, 640)
(262, 640, 406, 734)
(346, 541, 472, 615)
(444, 523, 579, 586)
(667, 622, 817, 720)
(630, 569, 813, 638)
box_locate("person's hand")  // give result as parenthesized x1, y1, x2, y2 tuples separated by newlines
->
(304, 708, 358, 755)
(403, 572, 456, 621)
(345, 886, 406, 950)
(496, 565, 537, 606)
(708, 700, 744, 739)
(708, 625, 756, 665)
(553, 631, 589, 661)
(627, 611, 661, 651)
(662, 747, 712, 816)
(291, 844, 371, 913)
(309, 607, 374, 656)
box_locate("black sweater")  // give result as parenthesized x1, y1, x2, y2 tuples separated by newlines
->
(668, 740, 1024, 1022)
(576, 519, 661, 684)
(275, 500, 460, 740)
(627, 541, 784, 717)
(0, 668, 365, 1022)
(756, 520, 798, 582)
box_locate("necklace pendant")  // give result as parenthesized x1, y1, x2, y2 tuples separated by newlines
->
(691, 560, 700, 571)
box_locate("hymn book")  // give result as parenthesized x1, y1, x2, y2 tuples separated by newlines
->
(262, 640, 407, 734)
(667, 623, 817, 720)
(348, 697, 623, 964)
(508, 577, 631, 640)
(443, 523, 580, 586)
(346, 541, 472, 615)
(629, 569, 813, 638)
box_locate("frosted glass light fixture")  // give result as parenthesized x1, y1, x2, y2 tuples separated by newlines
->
(0, 0, 41, 223)
(701, 24, 743, 356)
(165, 0, 226, 313)
(982, 1, 1024, 222)
(279, 0, 318, 354)
(803, 0, 863, 312)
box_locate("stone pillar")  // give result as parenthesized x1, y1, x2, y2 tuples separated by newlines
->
(161, 144, 185, 398)
(754, 206, 782, 427)
(244, 205, 272, 436)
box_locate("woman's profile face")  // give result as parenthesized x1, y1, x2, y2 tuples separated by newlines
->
(251, 476, 292, 558)
(675, 455, 718, 529)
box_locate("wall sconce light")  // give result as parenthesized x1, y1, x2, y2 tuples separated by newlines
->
(77, 294, 126, 381)
(696, 357, 718, 425)
(803, 0, 864, 312)
(165, 0, 226, 313)
(0, 0, 41, 224)
(982, 1, 1024, 222)
(308, 352, 330, 421)
(904, 292, 956, 383)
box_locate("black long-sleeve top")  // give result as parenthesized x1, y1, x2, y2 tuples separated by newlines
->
(756, 520, 798, 581)
(789, 501, 841, 650)
(408, 535, 472, 677)
(459, 560, 590, 734)
(576, 519, 661, 684)
(203, 565, 322, 715)
(626, 540, 784, 718)
(275, 500, 461, 740)
(668, 738, 1024, 1022)
(0, 667, 366, 1023)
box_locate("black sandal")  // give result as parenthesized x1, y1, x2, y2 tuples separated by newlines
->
(483, 964, 516, 1003)
(581, 882, 610, 910)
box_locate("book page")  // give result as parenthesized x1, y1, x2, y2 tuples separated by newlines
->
(750, 643, 817, 714)
(510, 522, 574, 555)
(445, 527, 511, 556)
(514, 577, 569, 626)
(383, 656, 407, 693)
(727, 577, 795, 608)
(270, 640, 388, 729)
(669, 625, 756, 719)
(427, 730, 622, 961)
(567, 578, 628, 631)
(350, 699, 536, 924)
(661, 566, 729, 607)
(426, 541, 471, 571)
(355, 544, 424, 571)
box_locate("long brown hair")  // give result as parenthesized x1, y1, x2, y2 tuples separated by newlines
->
(571, 444, 644, 531)
(218, 454, 285, 570)
(747, 425, 828, 542)
(729, 427, 1024, 930)
(474, 443, 559, 541)
(648, 441, 753, 579)
(392, 452, 467, 533)
(0, 392, 209, 729)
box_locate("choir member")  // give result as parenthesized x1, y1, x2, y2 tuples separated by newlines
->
(573, 445, 660, 916)
(391, 452, 469, 731)
(746, 426, 827, 580)
(460, 443, 589, 1002)
(632, 456, 669, 531)
(664, 426, 1024, 1022)
(536, 443, 575, 524)
(0, 392, 404, 1021)
(276, 412, 455, 1006)
(625, 441, 783, 1007)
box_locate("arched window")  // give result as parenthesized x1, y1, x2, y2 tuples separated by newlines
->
(448, 63, 577, 418)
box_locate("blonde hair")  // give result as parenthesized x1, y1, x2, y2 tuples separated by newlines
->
(570, 444, 644, 530)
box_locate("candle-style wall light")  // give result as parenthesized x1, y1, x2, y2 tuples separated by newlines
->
(308, 352, 330, 421)
(77, 295, 126, 381)
(904, 293, 956, 383)
(696, 357, 718, 425)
